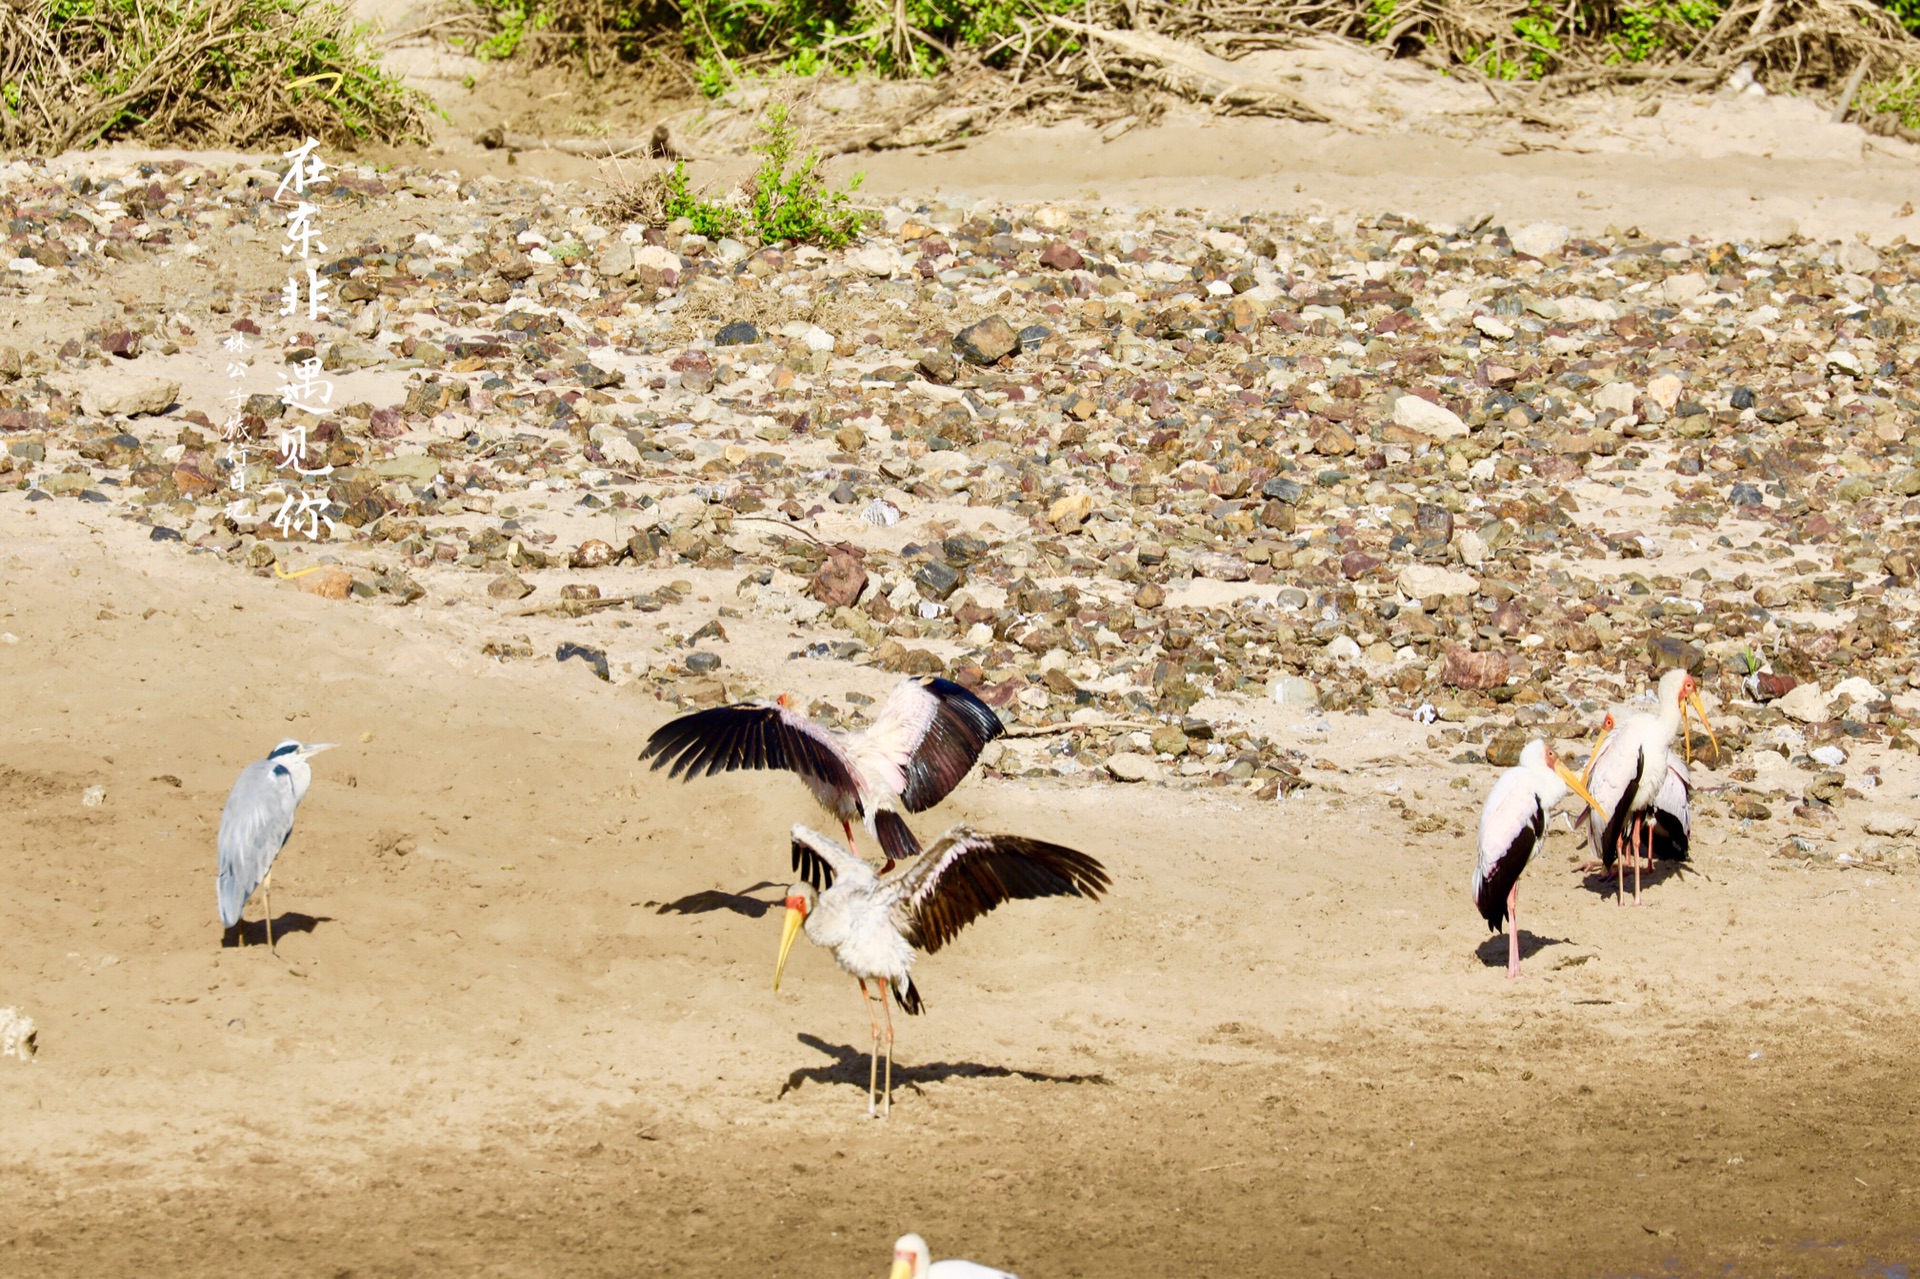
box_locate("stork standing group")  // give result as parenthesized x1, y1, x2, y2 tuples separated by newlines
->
(1471, 667, 1722, 977)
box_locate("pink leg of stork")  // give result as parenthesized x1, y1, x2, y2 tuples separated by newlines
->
(1506, 884, 1524, 980)
(1633, 812, 1648, 907)
(856, 977, 882, 1118)
(1616, 825, 1626, 906)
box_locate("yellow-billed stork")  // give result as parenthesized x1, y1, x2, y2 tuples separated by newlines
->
(1580, 669, 1718, 906)
(774, 823, 1109, 1118)
(640, 675, 1003, 870)
(1474, 739, 1609, 978)
(1579, 711, 1691, 870)
(890, 1233, 1017, 1279)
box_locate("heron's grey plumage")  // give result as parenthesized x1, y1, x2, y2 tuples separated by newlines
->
(217, 740, 332, 931)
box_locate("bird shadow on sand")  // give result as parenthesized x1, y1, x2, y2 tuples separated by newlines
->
(1576, 860, 1688, 899)
(776, 1032, 1109, 1101)
(1474, 930, 1570, 968)
(222, 913, 331, 948)
(649, 882, 786, 919)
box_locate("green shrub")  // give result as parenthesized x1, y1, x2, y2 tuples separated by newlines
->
(660, 103, 875, 246)
(1, 0, 427, 152)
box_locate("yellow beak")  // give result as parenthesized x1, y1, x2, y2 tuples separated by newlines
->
(774, 904, 805, 993)
(1685, 691, 1720, 765)
(889, 1258, 914, 1279)
(1580, 722, 1612, 788)
(1554, 760, 1608, 825)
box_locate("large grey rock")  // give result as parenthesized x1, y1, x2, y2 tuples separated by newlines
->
(374, 454, 443, 482)
(0, 1007, 35, 1061)
(595, 240, 635, 279)
(1105, 752, 1163, 783)
(1268, 675, 1320, 706)
(1399, 564, 1479, 599)
(1838, 240, 1881, 274)
(1390, 394, 1467, 439)
(1775, 682, 1830, 724)
(1660, 273, 1709, 305)
(81, 377, 179, 418)
(1509, 222, 1570, 259)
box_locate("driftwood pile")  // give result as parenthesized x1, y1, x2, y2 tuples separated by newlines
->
(465, 0, 1920, 162)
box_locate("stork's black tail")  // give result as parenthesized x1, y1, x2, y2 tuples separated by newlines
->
(892, 973, 924, 1015)
(1651, 808, 1690, 862)
(873, 809, 922, 868)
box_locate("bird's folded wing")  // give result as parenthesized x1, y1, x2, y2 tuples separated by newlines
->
(216, 762, 298, 923)
(888, 828, 1110, 954)
(641, 703, 860, 797)
(1580, 729, 1632, 848)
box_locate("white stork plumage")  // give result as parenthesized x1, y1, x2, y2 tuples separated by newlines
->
(890, 1233, 1018, 1279)
(1581, 712, 1692, 867)
(641, 675, 1003, 870)
(1473, 739, 1608, 978)
(774, 823, 1109, 1118)
(1580, 669, 1718, 906)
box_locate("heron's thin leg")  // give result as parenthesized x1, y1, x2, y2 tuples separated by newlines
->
(263, 873, 274, 951)
(881, 984, 896, 1118)
(858, 978, 880, 1118)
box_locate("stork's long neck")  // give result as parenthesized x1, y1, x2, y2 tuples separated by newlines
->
(1654, 696, 1684, 745)
(1531, 762, 1568, 810)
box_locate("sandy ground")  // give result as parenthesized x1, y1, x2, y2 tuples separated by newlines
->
(4, 456, 1920, 1277)
(362, 26, 1920, 249)
(7, 44, 1920, 1277)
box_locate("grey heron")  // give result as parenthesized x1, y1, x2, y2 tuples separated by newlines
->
(217, 739, 335, 949)
(890, 1233, 1017, 1279)
(641, 675, 1003, 871)
(1577, 671, 1718, 905)
(774, 823, 1109, 1118)
(1472, 740, 1607, 978)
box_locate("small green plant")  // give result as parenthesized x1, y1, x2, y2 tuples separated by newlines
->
(1365, 0, 1398, 42)
(1610, 0, 1723, 63)
(662, 163, 744, 238)
(660, 104, 875, 247)
(466, 0, 552, 58)
(1884, 0, 1920, 34)
(741, 103, 873, 245)
(1466, 44, 1526, 81)
(1859, 67, 1920, 128)
(1511, 3, 1563, 77)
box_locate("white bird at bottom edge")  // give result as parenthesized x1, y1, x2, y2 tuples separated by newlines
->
(891, 1232, 1018, 1279)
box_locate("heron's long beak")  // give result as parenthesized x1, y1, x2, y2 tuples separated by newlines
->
(889, 1256, 914, 1279)
(301, 742, 338, 758)
(774, 904, 805, 993)
(1580, 722, 1612, 787)
(1554, 760, 1608, 825)
(1685, 691, 1719, 764)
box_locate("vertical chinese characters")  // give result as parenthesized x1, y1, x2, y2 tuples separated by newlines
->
(220, 332, 253, 520)
(270, 137, 338, 542)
